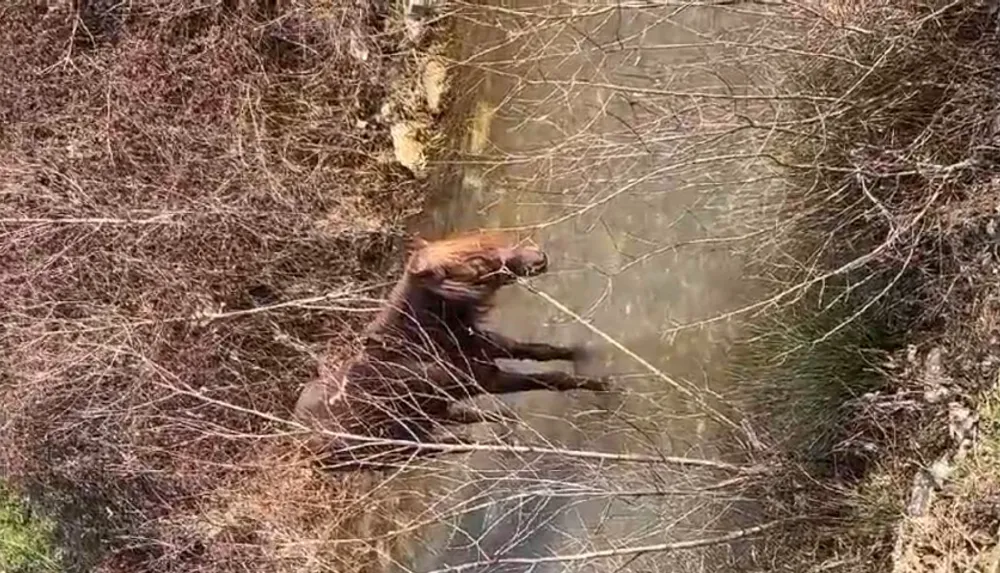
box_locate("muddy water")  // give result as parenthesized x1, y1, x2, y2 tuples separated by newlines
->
(408, 2, 784, 572)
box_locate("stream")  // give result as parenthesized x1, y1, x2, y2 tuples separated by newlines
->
(405, 2, 785, 571)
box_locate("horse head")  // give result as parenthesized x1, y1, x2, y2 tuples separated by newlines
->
(404, 231, 548, 304)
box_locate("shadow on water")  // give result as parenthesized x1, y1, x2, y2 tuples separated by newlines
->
(406, 1, 792, 571)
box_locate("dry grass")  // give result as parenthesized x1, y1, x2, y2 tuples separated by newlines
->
(722, 1, 1000, 569)
(889, 386, 1000, 573)
(738, 0, 1000, 449)
(0, 0, 432, 571)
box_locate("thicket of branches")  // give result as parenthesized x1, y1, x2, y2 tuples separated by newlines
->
(740, 0, 1000, 460)
(0, 1, 423, 570)
(726, 1, 1000, 569)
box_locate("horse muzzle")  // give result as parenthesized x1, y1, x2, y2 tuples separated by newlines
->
(508, 249, 548, 277)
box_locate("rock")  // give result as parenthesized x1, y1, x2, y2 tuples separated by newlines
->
(927, 454, 953, 488)
(922, 346, 949, 387)
(948, 402, 978, 442)
(390, 120, 430, 179)
(404, 16, 426, 45)
(924, 385, 952, 403)
(421, 56, 449, 114)
(377, 101, 395, 124)
(407, 0, 437, 19)
(348, 34, 370, 62)
(404, 0, 437, 44)
(907, 468, 936, 517)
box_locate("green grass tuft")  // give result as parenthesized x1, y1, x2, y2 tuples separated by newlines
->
(728, 296, 903, 464)
(0, 485, 60, 573)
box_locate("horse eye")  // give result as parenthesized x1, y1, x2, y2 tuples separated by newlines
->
(464, 256, 496, 277)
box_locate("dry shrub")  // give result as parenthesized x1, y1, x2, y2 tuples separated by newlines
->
(742, 0, 999, 305)
(726, 1, 1000, 569)
(140, 447, 441, 573)
(881, 357, 1000, 573)
(745, 0, 1000, 457)
(0, 0, 428, 571)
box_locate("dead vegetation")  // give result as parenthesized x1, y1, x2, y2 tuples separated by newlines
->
(725, 1, 1000, 570)
(0, 0, 439, 571)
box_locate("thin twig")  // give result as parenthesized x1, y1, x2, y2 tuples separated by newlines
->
(425, 518, 800, 572)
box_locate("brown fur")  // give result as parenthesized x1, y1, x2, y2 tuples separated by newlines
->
(293, 230, 609, 471)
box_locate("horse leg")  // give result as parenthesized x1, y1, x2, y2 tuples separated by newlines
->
(431, 414, 521, 451)
(480, 368, 610, 394)
(440, 402, 517, 426)
(314, 444, 415, 474)
(480, 330, 584, 362)
(396, 433, 488, 465)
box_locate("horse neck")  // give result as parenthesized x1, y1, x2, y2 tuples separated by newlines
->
(365, 275, 482, 341)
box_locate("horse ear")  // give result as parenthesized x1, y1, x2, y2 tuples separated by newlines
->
(406, 250, 441, 279)
(404, 235, 435, 277)
(407, 255, 429, 276)
(405, 234, 429, 252)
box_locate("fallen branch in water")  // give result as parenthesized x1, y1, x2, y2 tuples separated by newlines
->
(425, 517, 801, 572)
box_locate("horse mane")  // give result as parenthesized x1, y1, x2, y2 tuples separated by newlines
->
(362, 231, 513, 338)
(405, 230, 514, 275)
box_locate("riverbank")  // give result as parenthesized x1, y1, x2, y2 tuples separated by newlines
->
(0, 1, 441, 571)
(726, 2, 1000, 570)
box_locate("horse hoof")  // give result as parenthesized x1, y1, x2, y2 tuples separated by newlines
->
(570, 343, 599, 371)
(585, 376, 613, 393)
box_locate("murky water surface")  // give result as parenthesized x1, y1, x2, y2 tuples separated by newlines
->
(406, 2, 785, 571)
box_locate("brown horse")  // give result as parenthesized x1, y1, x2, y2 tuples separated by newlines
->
(293, 230, 609, 471)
